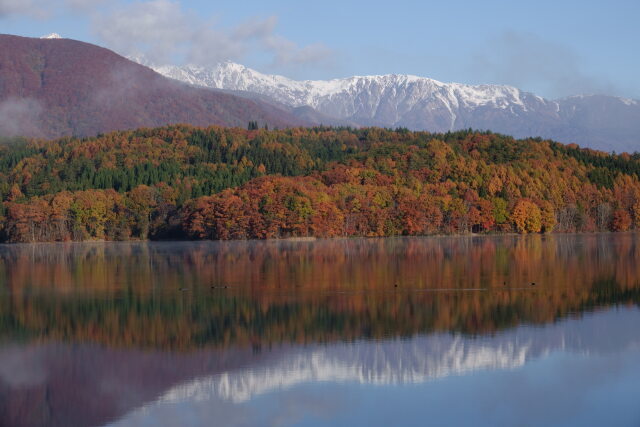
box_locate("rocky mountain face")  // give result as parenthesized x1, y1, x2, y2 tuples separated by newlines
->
(0, 35, 304, 140)
(151, 61, 640, 152)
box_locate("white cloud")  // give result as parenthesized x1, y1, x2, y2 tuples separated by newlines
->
(0, 0, 48, 18)
(264, 36, 334, 68)
(470, 31, 620, 98)
(92, 0, 334, 69)
(0, 0, 334, 72)
(0, 98, 43, 137)
(94, 0, 193, 65)
(0, 0, 107, 18)
(65, 0, 107, 8)
(232, 15, 278, 40)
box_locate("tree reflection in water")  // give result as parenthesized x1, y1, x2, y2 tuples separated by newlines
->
(1, 235, 640, 426)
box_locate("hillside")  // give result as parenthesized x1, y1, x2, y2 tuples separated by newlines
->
(0, 35, 304, 139)
(2, 126, 640, 242)
(151, 61, 640, 153)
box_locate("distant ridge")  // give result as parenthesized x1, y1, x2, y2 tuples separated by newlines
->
(0, 34, 304, 139)
(148, 60, 640, 152)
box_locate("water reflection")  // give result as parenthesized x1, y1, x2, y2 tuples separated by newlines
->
(157, 307, 640, 405)
(1, 308, 639, 427)
(0, 235, 639, 426)
(122, 308, 640, 427)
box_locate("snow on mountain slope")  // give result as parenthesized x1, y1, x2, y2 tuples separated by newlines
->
(144, 60, 640, 152)
(153, 62, 538, 127)
(40, 33, 62, 39)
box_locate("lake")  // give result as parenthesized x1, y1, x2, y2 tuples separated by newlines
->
(1, 234, 639, 426)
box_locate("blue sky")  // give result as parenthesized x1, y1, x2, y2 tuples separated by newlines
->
(1, 0, 638, 99)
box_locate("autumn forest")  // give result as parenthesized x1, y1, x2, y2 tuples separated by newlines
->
(1, 125, 640, 243)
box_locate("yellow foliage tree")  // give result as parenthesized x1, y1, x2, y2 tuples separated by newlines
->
(512, 199, 542, 233)
(540, 201, 557, 233)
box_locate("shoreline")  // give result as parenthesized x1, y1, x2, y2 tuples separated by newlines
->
(0, 231, 633, 246)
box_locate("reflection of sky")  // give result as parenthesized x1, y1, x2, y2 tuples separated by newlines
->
(110, 308, 640, 427)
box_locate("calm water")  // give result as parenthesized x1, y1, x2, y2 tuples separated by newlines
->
(1, 234, 640, 426)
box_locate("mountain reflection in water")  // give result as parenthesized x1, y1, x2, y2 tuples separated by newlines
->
(0, 235, 639, 426)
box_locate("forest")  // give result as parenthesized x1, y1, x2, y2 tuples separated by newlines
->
(1, 125, 640, 242)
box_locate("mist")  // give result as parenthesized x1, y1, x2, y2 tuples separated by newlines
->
(0, 97, 43, 138)
(470, 31, 624, 99)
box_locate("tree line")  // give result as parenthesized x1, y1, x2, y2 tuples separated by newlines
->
(2, 125, 640, 242)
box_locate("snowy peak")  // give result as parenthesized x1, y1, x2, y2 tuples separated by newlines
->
(135, 57, 640, 152)
(147, 60, 537, 131)
(40, 33, 62, 39)
(153, 60, 526, 110)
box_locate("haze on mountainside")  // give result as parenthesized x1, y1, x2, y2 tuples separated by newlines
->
(0, 34, 304, 140)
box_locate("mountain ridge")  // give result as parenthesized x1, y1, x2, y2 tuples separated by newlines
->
(147, 60, 640, 152)
(0, 34, 305, 140)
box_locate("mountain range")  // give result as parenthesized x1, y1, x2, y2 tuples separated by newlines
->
(149, 61, 640, 153)
(0, 33, 638, 152)
(0, 34, 302, 140)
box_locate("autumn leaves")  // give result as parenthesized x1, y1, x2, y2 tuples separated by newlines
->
(511, 200, 556, 234)
(2, 125, 640, 242)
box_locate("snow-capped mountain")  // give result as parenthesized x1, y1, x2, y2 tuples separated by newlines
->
(146, 61, 640, 152)
(40, 33, 62, 39)
(153, 62, 547, 129)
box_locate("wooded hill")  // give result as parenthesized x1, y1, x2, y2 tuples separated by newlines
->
(1, 125, 640, 242)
